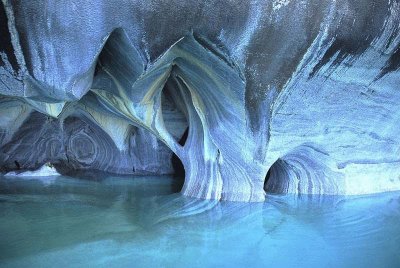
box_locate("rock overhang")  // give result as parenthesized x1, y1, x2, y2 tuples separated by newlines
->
(1, 0, 400, 201)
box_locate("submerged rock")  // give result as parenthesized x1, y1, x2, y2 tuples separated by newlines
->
(1, 0, 400, 201)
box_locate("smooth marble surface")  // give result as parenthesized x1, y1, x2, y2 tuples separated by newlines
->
(1, 0, 400, 201)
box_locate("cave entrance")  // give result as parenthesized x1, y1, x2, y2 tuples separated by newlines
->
(264, 158, 289, 194)
(160, 78, 188, 180)
(89, 28, 190, 181)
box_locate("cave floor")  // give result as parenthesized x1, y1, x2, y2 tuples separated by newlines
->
(0, 174, 399, 268)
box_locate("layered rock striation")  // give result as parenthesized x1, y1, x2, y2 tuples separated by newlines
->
(1, 0, 400, 201)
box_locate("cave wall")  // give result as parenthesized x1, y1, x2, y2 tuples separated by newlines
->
(1, 0, 400, 201)
(0, 109, 177, 175)
(0, 93, 187, 174)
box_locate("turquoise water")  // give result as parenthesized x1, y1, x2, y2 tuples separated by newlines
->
(0, 174, 400, 268)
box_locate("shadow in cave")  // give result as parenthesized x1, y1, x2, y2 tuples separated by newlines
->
(159, 75, 189, 191)
(171, 127, 188, 178)
(264, 158, 289, 195)
(0, 2, 19, 70)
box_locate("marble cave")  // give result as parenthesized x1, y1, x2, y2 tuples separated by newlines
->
(1, 0, 400, 267)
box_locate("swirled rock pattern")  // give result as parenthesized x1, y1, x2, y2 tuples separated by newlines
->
(1, 0, 400, 201)
(0, 109, 176, 175)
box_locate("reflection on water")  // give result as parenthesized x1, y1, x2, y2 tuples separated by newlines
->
(0, 174, 400, 268)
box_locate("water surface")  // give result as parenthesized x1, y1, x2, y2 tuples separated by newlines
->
(0, 174, 399, 267)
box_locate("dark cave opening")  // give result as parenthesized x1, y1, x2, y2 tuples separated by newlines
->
(264, 168, 271, 190)
(264, 158, 288, 194)
(14, 160, 20, 170)
(171, 127, 188, 178)
(160, 75, 189, 180)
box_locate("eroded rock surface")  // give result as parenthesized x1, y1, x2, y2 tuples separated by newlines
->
(1, 0, 400, 201)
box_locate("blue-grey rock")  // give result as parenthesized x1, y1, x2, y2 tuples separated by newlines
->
(1, 0, 400, 201)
